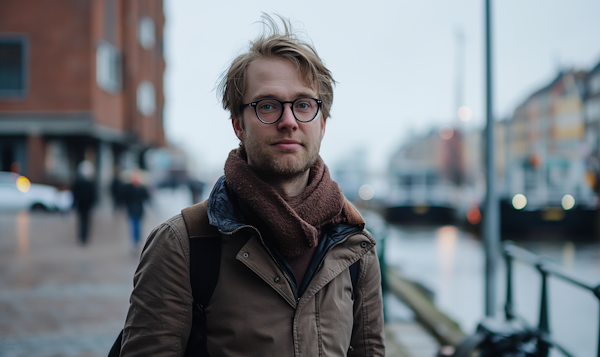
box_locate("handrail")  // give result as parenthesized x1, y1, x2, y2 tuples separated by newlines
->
(502, 240, 600, 357)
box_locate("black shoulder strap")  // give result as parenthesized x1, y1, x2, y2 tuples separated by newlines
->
(108, 330, 122, 357)
(181, 201, 221, 357)
(182, 201, 221, 308)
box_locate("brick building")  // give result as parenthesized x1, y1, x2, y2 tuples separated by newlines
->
(0, 0, 165, 189)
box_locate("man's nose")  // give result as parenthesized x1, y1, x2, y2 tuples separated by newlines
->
(277, 104, 298, 131)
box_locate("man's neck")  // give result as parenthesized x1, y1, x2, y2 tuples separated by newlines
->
(259, 169, 310, 199)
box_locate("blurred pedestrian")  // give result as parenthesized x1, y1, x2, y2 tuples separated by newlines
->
(123, 169, 150, 251)
(188, 178, 205, 204)
(110, 166, 125, 212)
(71, 160, 97, 245)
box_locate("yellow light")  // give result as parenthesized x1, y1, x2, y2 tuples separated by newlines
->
(358, 184, 374, 201)
(561, 194, 575, 210)
(16, 176, 31, 193)
(512, 194, 527, 210)
(413, 205, 429, 214)
(457, 106, 473, 121)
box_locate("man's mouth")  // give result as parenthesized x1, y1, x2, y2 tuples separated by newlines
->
(271, 139, 302, 151)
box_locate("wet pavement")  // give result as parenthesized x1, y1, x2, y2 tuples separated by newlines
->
(0, 188, 193, 357)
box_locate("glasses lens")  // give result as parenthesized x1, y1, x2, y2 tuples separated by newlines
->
(293, 98, 319, 122)
(256, 99, 282, 123)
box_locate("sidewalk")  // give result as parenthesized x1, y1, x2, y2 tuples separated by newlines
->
(0, 188, 439, 357)
(0, 188, 192, 356)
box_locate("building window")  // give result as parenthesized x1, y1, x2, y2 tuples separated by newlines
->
(96, 40, 121, 93)
(0, 37, 27, 97)
(138, 16, 156, 50)
(137, 81, 156, 116)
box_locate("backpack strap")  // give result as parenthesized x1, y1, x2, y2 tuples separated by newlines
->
(181, 200, 221, 357)
(182, 200, 221, 306)
(108, 330, 122, 357)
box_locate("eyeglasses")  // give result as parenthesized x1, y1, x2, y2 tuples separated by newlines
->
(240, 97, 322, 124)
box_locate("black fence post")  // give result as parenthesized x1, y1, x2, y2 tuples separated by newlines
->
(536, 264, 550, 357)
(594, 284, 600, 357)
(379, 233, 388, 323)
(504, 249, 514, 321)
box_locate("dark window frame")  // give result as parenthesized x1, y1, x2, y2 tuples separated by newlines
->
(0, 34, 29, 99)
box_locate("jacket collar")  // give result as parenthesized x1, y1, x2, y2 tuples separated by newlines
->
(206, 175, 367, 296)
(206, 176, 246, 234)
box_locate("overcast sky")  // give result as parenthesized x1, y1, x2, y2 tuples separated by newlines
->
(162, 0, 600, 179)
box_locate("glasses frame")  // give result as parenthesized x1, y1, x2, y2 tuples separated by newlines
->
(240, 97, 323, 124)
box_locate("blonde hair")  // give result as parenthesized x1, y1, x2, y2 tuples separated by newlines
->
(218, 14, 335, 121)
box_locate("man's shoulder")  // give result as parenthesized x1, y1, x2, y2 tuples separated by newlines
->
(150, 213, 188, 242)
(181, 200, 221, 238)
(150, 200, 221, 244)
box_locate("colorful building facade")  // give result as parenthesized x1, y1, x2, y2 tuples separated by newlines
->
(507, 70, 594, 208)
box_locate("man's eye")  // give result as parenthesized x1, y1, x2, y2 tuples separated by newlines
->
(258, 100, 280, 111)
(295, 102, 311, 110)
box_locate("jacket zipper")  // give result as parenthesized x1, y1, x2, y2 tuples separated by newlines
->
(219, 225, 299, 302)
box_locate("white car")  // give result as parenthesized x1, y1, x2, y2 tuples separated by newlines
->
(0, 171, 72, 212)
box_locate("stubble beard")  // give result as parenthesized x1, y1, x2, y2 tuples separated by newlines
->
(243, 134, 321, 180)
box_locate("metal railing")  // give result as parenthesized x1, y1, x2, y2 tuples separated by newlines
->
(503, 240, 600, 357)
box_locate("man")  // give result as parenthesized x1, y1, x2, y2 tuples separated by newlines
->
(121, 15, 385, 356)
(110, 165, 125, 213)
(71, 160, 96, 245)
(123, 169, 150, 251)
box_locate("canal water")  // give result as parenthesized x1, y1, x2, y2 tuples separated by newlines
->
(382, 220, 600, 356)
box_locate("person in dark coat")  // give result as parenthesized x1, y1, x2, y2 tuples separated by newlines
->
(110, 166, 126, 212)
(188, 178, 205, 204)
(72, 160, 97, 245)
(123, 169, 150, 249)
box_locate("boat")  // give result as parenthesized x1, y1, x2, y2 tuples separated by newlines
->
(383, 162, 458, 225)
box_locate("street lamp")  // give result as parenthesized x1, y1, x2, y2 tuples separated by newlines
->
(484, 0, 500, 318)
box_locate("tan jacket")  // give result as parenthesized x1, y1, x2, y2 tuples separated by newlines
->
(121, 183, 385, 357)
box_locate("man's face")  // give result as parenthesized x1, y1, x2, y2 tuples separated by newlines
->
(233, 57, 327, 178)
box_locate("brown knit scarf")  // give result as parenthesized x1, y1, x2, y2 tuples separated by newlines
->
(224, 147, 364, 259)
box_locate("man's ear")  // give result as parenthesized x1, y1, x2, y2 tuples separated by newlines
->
(320, 116, 327, 139)
(232, 117, 244, 142)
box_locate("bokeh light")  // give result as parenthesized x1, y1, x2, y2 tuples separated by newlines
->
(512, 194, 527, 210)
(466, 205, 481, 225)
(439, 126, 454, 140)
(358, 184, 374, 201)
(16, 176, 31, 193)
(457, 106, 472, 121)
(561, 194, 575, 210)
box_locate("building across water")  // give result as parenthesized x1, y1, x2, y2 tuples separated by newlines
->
(0, 0, 165, 190)
(379, 60, 600, 238)
(500, 69, 598, 237)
